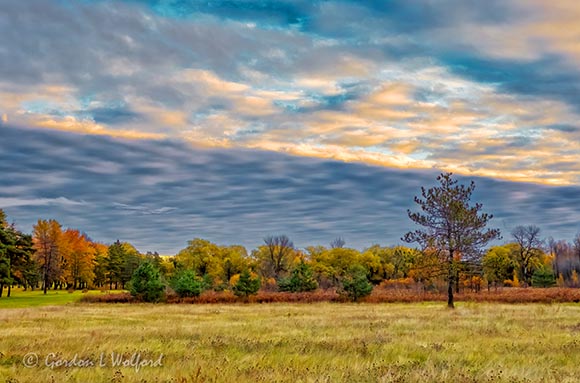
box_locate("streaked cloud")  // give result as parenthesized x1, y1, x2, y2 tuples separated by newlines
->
(1, 126, 579, 253)
(2, 0, 580, 184)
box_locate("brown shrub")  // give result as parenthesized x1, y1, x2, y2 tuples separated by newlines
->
(365, 287, 580, 304)
(80, 292, 134, 303)
(81, 287, 580, 304)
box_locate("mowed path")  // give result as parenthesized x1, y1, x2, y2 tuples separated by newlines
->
(1, 302, 580, 382)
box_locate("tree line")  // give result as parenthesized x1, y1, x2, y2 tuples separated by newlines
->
(1, 173, 579, 305)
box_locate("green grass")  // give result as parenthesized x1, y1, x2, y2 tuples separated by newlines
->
(1, 302, 580, 382)
(0, 288, 100, 308)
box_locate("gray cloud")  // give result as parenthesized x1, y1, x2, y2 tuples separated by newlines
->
(1, 126, 579, 254)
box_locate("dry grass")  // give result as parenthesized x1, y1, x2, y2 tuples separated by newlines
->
(1, 302, 580, 382)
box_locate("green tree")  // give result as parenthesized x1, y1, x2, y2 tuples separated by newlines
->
(171, 269, 204, 298)
(128, 261, 165, 302)
(106, 240, 124, 289)
(403, 173, 501, 308)
(0, 211, 35, 297)
(279, 260, 318, 292)
(120, 243, 142, 289)
(92, 243, 109, 288)
(341, 264, 373, 301)
(233, 269, 260, 298)
(532, 265, 556, 288)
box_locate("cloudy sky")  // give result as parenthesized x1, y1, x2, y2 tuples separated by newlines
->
(1, 0, 579, 253)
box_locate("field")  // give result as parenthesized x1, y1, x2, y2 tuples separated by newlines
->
(2, 300, 580, 382)
(0, 288, 95, 309)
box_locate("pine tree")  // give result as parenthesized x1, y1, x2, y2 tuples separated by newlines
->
(233, 269, 260, 298)
(403, 173, 501, 308)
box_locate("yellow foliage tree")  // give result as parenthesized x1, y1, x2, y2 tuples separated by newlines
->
(60, 229, 96, 289)
(33, 219, 63, 294)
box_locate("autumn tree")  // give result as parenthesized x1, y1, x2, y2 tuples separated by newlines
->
(175, 238, 223, 287)
(403, 173, 501, 308)
(309, 246, 362, 286)
(483, 245, 517, 289)
(33, 219, 63, 294)
(511, 225, 544, 286)
(60, 229, 96, 289)
(363, 245, 419, 282)
(220, 245, 247, 284)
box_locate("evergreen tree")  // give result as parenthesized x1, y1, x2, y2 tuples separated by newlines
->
(341, 264, 373, 301)
(403, 173, 501, 308)
(279, 260, 318, 292)
(171, 269, 204, 298)
(532, 266, 556, 288)
(233, 269, 260, 298)
(128, 261, 165, 302)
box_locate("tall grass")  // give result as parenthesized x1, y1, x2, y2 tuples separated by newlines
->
(1, 303, 580, 382)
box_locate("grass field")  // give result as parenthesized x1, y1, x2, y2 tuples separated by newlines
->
(2, 302, 580, 382)
(0, 288, 100, 308)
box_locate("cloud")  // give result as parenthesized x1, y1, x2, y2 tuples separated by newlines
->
(113, 203, 177, 215)
(1, 126, 579, 254)
(0, 197, 87, 208)
(1, 0, 580, 186)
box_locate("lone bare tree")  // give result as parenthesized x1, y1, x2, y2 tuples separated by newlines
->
(264, 235, 294, 279)
(403, 173, 501, 308)
(511, 225, 543, 286)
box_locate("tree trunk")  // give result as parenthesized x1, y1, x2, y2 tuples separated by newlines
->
(0, 284, 3, 298)
(447, 253, 455, 308)
(7, 284, 11, 297)
(447, 276, 454, 308)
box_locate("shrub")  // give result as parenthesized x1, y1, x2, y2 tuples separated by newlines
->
(341, 265, 373, 301)
(171, 269, 204, 298)
(279, 260, 318, 292)
(128, 261, 165, 302)
(233, 269, 260, 298)
(80, 292, 134, 303)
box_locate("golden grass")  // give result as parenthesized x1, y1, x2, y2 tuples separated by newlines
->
(1, 303, 580, 382)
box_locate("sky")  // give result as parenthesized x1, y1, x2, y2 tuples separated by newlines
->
(1, 0, 579, 254)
